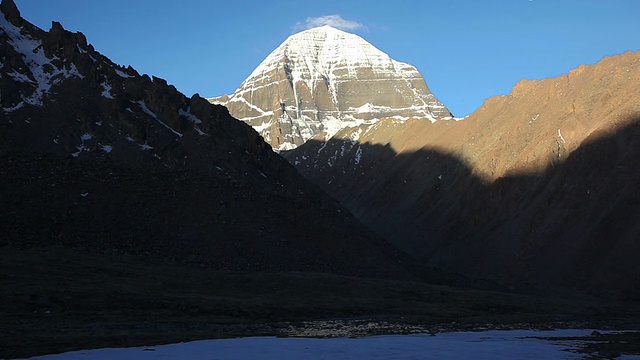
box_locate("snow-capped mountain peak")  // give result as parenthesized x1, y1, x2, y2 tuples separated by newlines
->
(249, 26, 404, 81)
(210, 26, 452, 151)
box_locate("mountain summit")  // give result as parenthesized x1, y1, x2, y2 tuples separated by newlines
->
(210, 26, 452, 150)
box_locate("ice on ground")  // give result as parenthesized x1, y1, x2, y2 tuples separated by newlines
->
(17, 329, 639, 360)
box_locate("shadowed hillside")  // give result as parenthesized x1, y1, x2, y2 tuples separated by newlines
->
(284, 114, 640, 294)
(0, 0, 415, 279)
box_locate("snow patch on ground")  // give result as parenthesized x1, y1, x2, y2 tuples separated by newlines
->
(16, 329, 633, 360)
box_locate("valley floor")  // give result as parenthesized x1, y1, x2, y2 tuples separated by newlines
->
(2, 247, 639, 359)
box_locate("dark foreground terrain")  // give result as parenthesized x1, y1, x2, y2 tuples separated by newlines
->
(2, 247, 639, 359)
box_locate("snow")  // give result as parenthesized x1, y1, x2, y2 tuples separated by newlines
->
(246, 26, 422, 89)
(242, 26, 442, 123)
(7, 69, 33, 83)
(4, 101, 25, 113)
(0, 14, 84, 109)
(227, 96, 273, 117)
(194, 126, 207, 136)
(136, 101, 183, 137)
(219, 25, 451, 150)
(178, 107, 202, 124)
(354, 146, 363, 164)
(275, 141, 297, 152)
(17, 329, 639, 360)
(115, 69, 134, 78)
(252, 120, 274, 132)
(100, 82, 115, 99)
(138, 142, 153, 151)
(71, 133, 92, 157)
(71, 145, 88, 157)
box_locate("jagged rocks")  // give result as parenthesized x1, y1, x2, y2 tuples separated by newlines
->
(0, 0, 20, 27)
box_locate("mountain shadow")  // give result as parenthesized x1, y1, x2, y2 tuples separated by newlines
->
(283, 115, 640, 296)
(0, 0, 416, 280)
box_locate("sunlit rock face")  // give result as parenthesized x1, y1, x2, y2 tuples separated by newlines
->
(210, 25, 452, 150)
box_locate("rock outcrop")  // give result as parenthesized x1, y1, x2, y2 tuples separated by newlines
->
(209, 25, 452, 150)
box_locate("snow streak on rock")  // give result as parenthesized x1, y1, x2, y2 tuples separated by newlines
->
(0, 13, 84, 111)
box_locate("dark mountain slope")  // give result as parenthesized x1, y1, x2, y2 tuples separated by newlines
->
(286, 114, 640, 293)
(0, 0, 413, 279)
(284, 50, 640, 293)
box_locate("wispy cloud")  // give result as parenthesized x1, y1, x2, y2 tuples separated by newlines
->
(293, 15, 367, 32)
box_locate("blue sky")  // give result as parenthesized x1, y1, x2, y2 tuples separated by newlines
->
(14, 0, 640, 117)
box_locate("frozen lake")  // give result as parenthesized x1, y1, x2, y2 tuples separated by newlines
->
(18, 329, 640, 360)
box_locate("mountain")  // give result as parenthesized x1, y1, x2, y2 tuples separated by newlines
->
(284, 50, 640, 293)
(0, 0, 414, 279)
(209, 25, 452, 151)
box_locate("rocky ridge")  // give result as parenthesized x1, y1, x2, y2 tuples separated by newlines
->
(0, 0, 414, 279)
(284, 50, 640, 292)
(209, 25, 452, 151)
